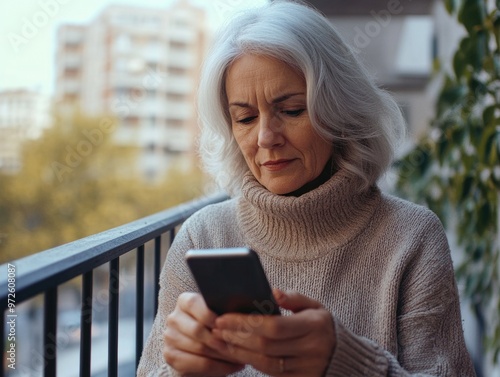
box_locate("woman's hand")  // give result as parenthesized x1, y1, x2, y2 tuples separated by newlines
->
(163, 292, 245, 376)
(211, 289, 336, 376)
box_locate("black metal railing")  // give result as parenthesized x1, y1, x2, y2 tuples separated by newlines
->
(0, 192, 228, 377)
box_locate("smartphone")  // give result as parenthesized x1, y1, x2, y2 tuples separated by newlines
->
(185, 247, 280, 316)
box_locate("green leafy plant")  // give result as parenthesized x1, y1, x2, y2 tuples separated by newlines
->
(396, 0, 500, 363)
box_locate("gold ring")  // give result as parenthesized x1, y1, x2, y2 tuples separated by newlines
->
(279, 357, 285, 373)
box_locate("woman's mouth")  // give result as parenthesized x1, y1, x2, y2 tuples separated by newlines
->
(261, 159, 295, 171)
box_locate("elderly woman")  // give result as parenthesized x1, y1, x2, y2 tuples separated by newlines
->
(138, 1, 475, 376)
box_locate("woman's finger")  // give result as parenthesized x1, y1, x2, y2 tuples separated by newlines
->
(273, 289, 322, 312)
(213, 312, 333, 356)
(207, 343, 327, 377)
(215, 307, 330, 341)
(177, 292, 218, 329)
(164, 323, 232, 361)
(167, 304, 214, 345)
(162, 344, 245, 377)
(211, 327, 298, 357)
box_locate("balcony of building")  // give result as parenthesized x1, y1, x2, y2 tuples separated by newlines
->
(0, 193, 228, 377)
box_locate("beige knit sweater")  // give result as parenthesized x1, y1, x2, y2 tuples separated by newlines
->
(137, 169, 476, 376)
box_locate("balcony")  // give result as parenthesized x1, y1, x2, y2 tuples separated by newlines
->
(306, 0, 435, 16)
(0, 193, 228, 377)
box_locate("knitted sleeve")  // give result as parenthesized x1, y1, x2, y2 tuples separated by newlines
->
(136, 223, 197, 377)
(324, 214, 476, 377)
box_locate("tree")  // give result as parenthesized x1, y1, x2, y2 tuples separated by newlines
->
(0, 111, 208, 264)
(396, 0, 500, 364)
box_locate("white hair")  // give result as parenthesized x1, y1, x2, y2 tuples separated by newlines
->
(197, 0, 406, 196)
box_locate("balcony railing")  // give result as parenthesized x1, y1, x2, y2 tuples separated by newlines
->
(0, 193, 228, 377)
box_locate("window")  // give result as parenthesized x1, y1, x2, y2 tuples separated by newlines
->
(166, 92, 186, 101)
(64, 67, 80, 78)
(114, 34, 131, 51)
(167, 66, 187, 75)
(166, 118, 183, 128)
(169, 40, 188, 50)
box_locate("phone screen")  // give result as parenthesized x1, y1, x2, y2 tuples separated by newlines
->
(185, 248, 280, 315)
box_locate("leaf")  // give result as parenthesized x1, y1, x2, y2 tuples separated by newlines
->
(492, 168, 500, 189)
(462, 152, 476, 171)
(495, 15, 500, 50)
(476, 201, 492, 235)
(480, 126, 497, 164)
(495, 10, 500, 26)
(460, 174, 475, 201)
(493, 132, 500, 166)
(483, 105, 496, 126)
(453, 49, 467, 78)
(451, 126, 466, 144)
(473, 30, 489, 70)
(494, 51, 500, 77)
(472, 244, 485, 261)
(472, 30, 488, 71)
(437, 79, 467, 114)
(469, 75, 488, 96)
(458, 31, 488, 73)
(458, 0, 487, 34)
(437, 137, 449, 165)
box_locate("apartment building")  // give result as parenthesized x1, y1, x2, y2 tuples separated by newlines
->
(55, 0, 208, 179)
(0, 89, 51, 174)
(310, 0, 466, 139)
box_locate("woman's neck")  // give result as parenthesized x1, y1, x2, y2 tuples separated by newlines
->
(285, 158, 335, 197)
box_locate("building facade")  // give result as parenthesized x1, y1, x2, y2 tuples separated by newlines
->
(0, 89, 51, 174)
(307, 0, 436, 140)
(55, 0, 208, 180)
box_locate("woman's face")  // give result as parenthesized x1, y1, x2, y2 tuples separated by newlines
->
(225, 54, 333, 195)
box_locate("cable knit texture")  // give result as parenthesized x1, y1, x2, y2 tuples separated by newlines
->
(137, 170, 476, 377)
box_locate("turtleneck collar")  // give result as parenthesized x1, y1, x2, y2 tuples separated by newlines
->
(237, 169, 381, 261)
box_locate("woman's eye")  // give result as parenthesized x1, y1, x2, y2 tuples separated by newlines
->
(237, 116, 257, 124)
(283, 109, 305, 117)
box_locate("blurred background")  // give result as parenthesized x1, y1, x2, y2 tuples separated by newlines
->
(0, 0, 499, 376)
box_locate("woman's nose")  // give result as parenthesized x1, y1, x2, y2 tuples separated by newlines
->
(257, 116, 285, 148)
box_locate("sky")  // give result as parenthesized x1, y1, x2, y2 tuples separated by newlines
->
(0, 0, 268, 95)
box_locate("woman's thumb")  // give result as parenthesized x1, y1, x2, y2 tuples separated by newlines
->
(273, 288, 323, 313)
